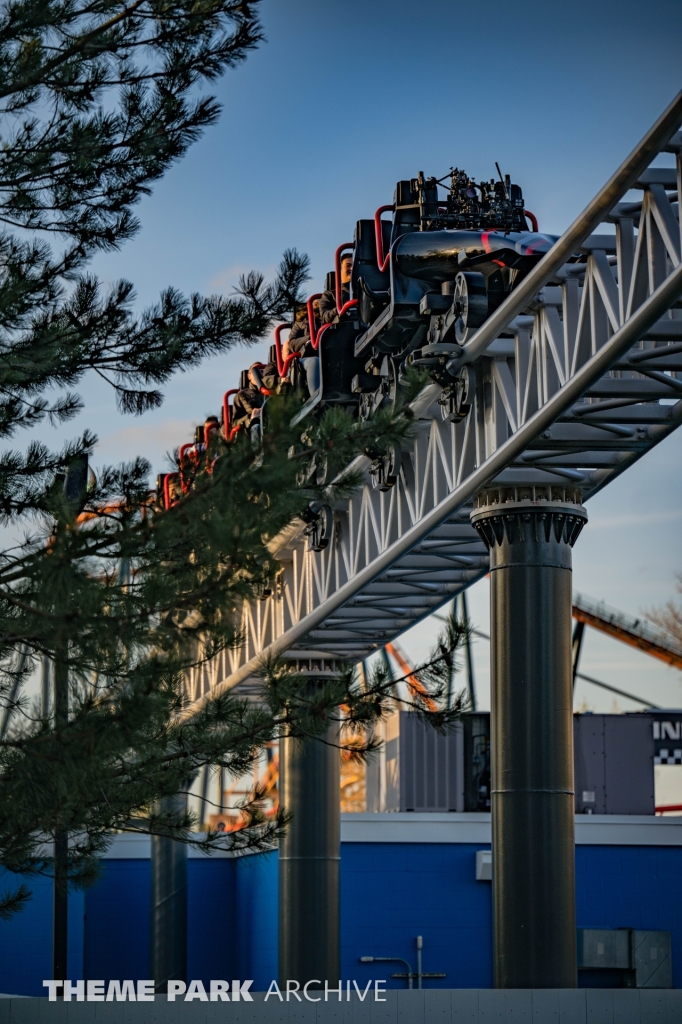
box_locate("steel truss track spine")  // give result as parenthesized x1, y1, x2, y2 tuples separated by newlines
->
(187, 262, 682, 712)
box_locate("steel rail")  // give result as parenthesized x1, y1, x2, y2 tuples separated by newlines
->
(450, 624, 660, 710)
(449, 89, 682, 369)
(573, 606, 682, 670)
(182, 259, 682, 716)
(574, 670, 659, 710)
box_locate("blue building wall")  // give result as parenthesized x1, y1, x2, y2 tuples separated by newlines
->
(342, 843, 492, 989)
(83, 859, 150, 984)
(235, 851, 278, 989)
(187, 858, 236, 985)
(575, 845, 682, 986)
(0, 869, 84, 996)
(0, 843, 680, 995)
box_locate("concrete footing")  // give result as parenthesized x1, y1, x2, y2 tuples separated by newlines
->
(5, 989, 680, 1023)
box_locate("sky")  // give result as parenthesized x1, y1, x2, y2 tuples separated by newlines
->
(35, 0, 682, 720)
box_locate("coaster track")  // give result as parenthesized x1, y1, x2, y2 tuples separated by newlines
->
(186, 92, 682, 709)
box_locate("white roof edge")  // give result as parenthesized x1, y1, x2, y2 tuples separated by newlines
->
(100, 813, 682, 857)
(100, 834, 236, 859)
(339, 812, 682, 846)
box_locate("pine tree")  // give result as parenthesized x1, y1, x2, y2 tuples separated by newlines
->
(0, 0, 469, 916)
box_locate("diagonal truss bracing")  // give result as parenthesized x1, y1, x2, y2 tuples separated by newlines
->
(186, 91, 682, 709)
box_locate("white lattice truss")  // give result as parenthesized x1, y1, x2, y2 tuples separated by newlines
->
(186, 94, 682, 708)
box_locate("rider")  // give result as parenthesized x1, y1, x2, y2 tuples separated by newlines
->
(282, 299, 322, 360)
(319, 253, 353, 324)
(203, 415, 221, 449)
(232, 361, 278, 426)
(282, 304, 309, 360)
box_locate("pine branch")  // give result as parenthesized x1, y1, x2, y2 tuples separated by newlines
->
(0, 0, 458, 920)
(0, 883, 31, 918)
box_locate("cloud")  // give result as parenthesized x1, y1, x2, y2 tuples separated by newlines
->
(207, 262, 278, 295)
(588, 510, 682, 529)
(581, 659, 677, 672)
(93, 419, 195, 470)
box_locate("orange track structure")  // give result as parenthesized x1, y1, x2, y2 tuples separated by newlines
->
(572, 595, 682, 671)
(385, 641, 438, 712)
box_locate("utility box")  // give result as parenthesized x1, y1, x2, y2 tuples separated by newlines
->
(475, 850, 492, 880)
(366, 711, 464, 812)
(632, 930, 673, 988)
(578, 927, 631, 971)
(574, 713, 655, 815)
(577, 928, 671, 988)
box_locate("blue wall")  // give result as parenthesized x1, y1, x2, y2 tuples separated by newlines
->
(188, 858, 236, 985)
(576, 845, 682, 986)
(83, 860, 150, 983)
(234, 850, 278, 990)
(0, 869, 83, 996)
(0, 843, 680, 995)
(343, 843, 492, 989)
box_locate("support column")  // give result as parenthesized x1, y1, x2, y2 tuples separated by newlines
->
(279, 724, 340, 988)
(150, 793, 187, 994)
(52, 652, 69, 987)
(471, 488, 587, 989)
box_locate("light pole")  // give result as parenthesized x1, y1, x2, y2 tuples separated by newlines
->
(360, 956, 414, 990)
(360, 937, 446, 989)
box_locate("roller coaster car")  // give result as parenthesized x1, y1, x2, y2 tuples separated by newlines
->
(291, 320, 368, 426)
(292, 165, 558, 423)
(155, 167, 554, 509)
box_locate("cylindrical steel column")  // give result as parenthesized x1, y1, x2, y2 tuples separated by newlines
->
(279, 724, 340, 987)
(150, 793, 187, 994)
(471, 488, 587, 989)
